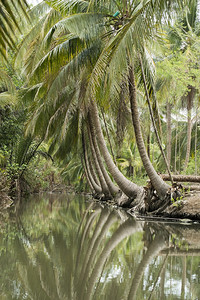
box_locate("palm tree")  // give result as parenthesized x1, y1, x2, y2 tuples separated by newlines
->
(20, 0, 192, 207)
(160, 0, 200, 172)
(17, 2, 146, 203)
(0, 0, 29, 58)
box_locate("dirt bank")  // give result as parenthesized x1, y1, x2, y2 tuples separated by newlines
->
(162, 191, 200, 221)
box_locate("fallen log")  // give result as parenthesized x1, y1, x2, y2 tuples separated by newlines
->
(161, 174, 200, 183)
(160, 248, 200, 256)
(183, 185, 200, 191)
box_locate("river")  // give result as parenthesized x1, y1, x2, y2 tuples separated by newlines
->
(0, 192, 200, 299)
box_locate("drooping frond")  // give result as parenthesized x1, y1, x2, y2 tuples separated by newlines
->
(15, 8, 62, 74)
(0, 70, 17, 107)
(0, 69, 16, 94)
(0, 92, 17, 107)
(43, 12, 105, 43)
(31, 37, 85, 81)
(45, 43, 101, 102)
(29, 1, 50, 20)
(0, 0, 29, 59)
(54, 109, 81, 159)
(86, 0, 190, 102)
(87, 0, 154, 97)
(45, 0, 89, 14)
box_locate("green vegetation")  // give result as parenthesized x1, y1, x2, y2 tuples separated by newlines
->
(1, 0, 200, 211)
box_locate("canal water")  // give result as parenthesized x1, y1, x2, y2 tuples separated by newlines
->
(0, 192, 200, 299)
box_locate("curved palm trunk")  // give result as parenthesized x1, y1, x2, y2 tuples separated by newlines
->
(88, 113, 119, 196)
(139, 57, 173, 184)
(82, 158, 94, 192)
(87, 123, 110, 197)
(82, 134, 102, 194)
(85, 152, 102, 194)
(195, 106, 198, 175)
(116, 82, 128, 157)
(101, 108, 117, 164)
(88, 158, 100, 187)
(184, 86, 195, 171)
(89, 100, 144, 200)
(128, 65, 170, 199)
(166, 101, 172, 167)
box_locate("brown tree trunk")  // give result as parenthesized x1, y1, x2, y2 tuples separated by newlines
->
(167, 101, 172, 167)
(89, 100, 144, 201)
(184, 86, 195, 171)
(87, 123, 110, 197)
(82, 133, 102, 194)
(128, 64, 170, 199)
(161, 174, 200, 182)
(88, 113, 119, 196)
(116, 82, 128, 157)
(82, 158, 94, 192)
(195, 106, 198, 175)
(139, 55, 173, 184)
(101, 108, 116, 165)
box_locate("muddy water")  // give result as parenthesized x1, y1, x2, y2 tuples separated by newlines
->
(0, 192, 200, 300)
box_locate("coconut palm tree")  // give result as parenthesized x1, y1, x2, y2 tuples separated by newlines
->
(158, 0, 200, 172)
(17, 2, 146, 203)
(20, 0, 192, 207)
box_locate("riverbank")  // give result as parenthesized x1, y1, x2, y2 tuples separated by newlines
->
(1, 185, 200, 222)
(162, 191, 200, 221)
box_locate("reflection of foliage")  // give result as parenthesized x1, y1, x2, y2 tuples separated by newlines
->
(1, 195, 200, 299)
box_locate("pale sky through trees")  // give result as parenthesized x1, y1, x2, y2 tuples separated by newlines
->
(28, 0, 42, 5)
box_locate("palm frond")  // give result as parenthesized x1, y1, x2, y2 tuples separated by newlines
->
(45, 0, 89, 13)
(0, 92, 17, 107)
(0, 69, 16, 93)
(0, 0, 29, 59)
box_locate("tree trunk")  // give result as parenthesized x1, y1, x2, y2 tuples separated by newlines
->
(166, 101, 172, 167)
(139, 56, 173, 184)
(87, 123, 110, 197)
(82, 133, 102, 194)
(128, 64, 170, 199)
(89, 100, 144, 201)
(161, 174, 200, 182)
(184, 86, 195, 171)
(88, 158, 100, 187)
(116, 82, 128, 157)
(88, 113, 119, 197)
(101, 108, 116, 164)
(195, 106, 198, 175)
(82, 158, 94, 192)
(147, 121, 150, 159)
(175, 118, 178, 173)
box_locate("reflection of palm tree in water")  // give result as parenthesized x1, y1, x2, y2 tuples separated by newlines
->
(83, 218, 144, 300)
(127, 228, 168, 300)
(7, 200, 198, 300)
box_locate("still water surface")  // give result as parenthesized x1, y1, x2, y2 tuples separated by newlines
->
(1, 192, 200, 300)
